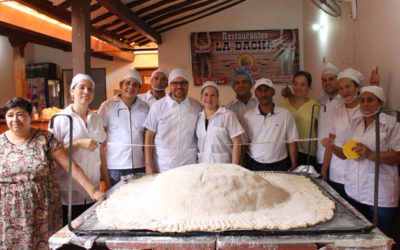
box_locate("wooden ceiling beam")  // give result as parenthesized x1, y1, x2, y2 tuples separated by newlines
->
(97, 0, 161, 44)
(110, 24, 129, 34)
(136, 0, 176, 15)
(14, 0, 135, 50)
(99, 19, 123, 30)
(126, 0, 150, 8)
(148, 0, 217, 25)
(156, 0, 244, 32)
(142, 0, 200, 21)
(90, 3, 103, 12)
(0, 21, 113, 61)
(57, 0, 71, 10)
(118, 28, 136, 37)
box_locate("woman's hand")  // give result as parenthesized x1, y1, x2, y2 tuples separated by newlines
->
(89, 189, 106, 201)
(321, 167, 328, 181)
(77, 139, 99, 151)
(353, 142, 372, 159)
(281, 85, 293, 98)
(369, 66, 380, 86)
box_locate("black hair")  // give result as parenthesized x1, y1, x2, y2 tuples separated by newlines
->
(293, 71, 312, 86)
(3, 97, 33, 116)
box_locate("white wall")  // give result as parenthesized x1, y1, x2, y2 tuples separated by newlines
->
(0, 36, 16, 106)
(158, 0, 304, 105)
(303, 0, 400, 110)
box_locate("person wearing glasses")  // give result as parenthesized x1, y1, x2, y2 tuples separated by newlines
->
(144, 69, 202, 173)
(97, 69, 150, 185)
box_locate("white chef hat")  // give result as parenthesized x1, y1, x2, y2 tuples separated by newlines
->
(121, 69, 142, 87)
(70, 73, 95, 89)
(151, 68, 169, 79)
(360, 86, 386, 103)
(201, 81, 219, 94)
(322, 62, 339, 76)
(168, 69, 190, 85)
(338, 68, 365, 86)
(254, 78, 274, 90)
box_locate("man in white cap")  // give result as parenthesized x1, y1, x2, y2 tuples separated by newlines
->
(144, 68, 202, 173)
(242, 78, 298, 171)
(226, 70, 258, 120)
(137, 68, 169, 106)
(97, 69, 149, 185)
(315, 62, 342, 173)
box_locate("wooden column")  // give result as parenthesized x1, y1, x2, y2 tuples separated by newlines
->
(71, 0, 91, 76)
(9, 36, 27, 98)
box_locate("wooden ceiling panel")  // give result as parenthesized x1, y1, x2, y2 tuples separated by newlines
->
(12, 0, 245, 46)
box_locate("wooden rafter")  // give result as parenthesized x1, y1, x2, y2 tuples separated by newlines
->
(110, 24, 129, 34)
(118, 28, 136, 37)
(126, 0, 150, 8)
(142, 0, 201, 21)
(97, 0, 161, 44)
(148, 0, 217, 25)
(57, 0, 71, 10)
(156, 0, 244, 33)
(136, 0, 176, 16)
(90, 3, 103, 12)
(99, 18, 123, 30)
(14, 0, 135, 50)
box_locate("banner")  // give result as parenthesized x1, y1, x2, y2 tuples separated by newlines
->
(190, 29, 299, 86)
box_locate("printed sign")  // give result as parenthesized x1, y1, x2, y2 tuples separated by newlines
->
(190, 29, 299, 85)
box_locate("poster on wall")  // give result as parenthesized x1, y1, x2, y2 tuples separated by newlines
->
(190, 29, 299, 86)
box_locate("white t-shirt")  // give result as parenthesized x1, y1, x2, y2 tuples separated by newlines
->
(327, 103, 361, 184)
(316, 94, 342, 164)
(226, 97, 258, 120)
(241, 105, 298, 164)
(344, 113, 400, 207)
(196, 107, 244, 163)
(138, 90, 158, 106)
(144, 94, 202, 172)
(49, 104, 106, 205)
(97, 95, 149, 170)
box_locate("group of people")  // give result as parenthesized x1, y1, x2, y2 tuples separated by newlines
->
(1, 63, 399, 248)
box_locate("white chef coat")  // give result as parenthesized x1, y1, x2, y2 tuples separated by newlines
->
(327, 103, 361, 184)
(49, 104, 106, 205)
(97, 94, 149, 170)
(226, 97, 258, 120)
(196, 107, 244, 163)
(144, 93, 202, 172)
(138, 90, 157, 106)
(241, 105, 298, 163)
(344, 113, 400, 207)
(316, 94, 342, 164)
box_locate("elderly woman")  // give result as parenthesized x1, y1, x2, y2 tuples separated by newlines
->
(323, 86, 400, 234)
(0, 97, 104, 249)
(196, 81, 244, 164)
(49, 74, 111, 225)
(320, 68, 363, 198)
(279, 71, 319, 166)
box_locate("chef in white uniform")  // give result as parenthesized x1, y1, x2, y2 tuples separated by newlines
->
(196, 81, 244, 164)
(321, 68, 363, 198)
(137, 68, 168, 106)
(97, 69, 149, 185)
(49, 73, 110, 225)
(144, 69, 202, 173)
(324, 86, 400, 234)
(316, 63, 342, 172)
(226, 70, 258, 120)
(242, 78, 298, 171)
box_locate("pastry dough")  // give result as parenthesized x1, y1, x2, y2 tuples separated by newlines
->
(96, 163, 335, 232)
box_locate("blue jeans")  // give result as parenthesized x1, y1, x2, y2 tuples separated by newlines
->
(348, 199, 397, 235)
(108, 168, 145, 186)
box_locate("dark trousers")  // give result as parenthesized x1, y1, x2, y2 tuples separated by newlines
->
(108, 167, 146, 186)
(246, 157, 290, 171)
(62, 203, 94, 226)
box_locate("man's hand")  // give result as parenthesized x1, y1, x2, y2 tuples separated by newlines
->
(281, 85, 293, 98)
(77, 139, 99, 151)
(369, 66, 380, 86)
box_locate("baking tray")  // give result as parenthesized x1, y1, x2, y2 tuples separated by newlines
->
(71, 172, 374, 237)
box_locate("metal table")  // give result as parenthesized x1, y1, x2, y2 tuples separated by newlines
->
(49, 177, 394, 249)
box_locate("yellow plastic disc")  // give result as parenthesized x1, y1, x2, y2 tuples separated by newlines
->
(343, 140, 360, 159)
